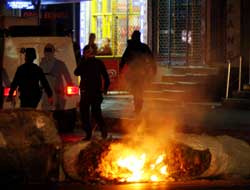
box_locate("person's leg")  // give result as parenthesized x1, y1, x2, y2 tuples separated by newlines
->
(131, 85, 144, 115)
(133, 94, 143, 114)
(79, 96, 92, 140)
(91, 95, 107, 139)
(20, 98, 38, 108)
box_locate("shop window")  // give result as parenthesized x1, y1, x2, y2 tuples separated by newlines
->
(80, 0, 147, 56)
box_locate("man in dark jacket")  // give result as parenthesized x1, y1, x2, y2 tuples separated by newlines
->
(74, 46, 110, 140)
(7, 48, 53, 108)
(120, 30, 157, 114)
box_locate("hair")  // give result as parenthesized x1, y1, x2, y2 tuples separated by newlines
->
(25, 48, 36, 61)
(131, 30, 141, 42)
(44, 43, 55, 53)
(89, 33, 96, 42)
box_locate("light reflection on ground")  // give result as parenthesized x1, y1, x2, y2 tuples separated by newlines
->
(14, 180, 250, 190)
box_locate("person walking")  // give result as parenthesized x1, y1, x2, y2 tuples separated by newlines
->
(120, 30, 157, 114)
(74, 45, 110, 141)
(7, 48, 53, 108)
(40, 43, 73, 110)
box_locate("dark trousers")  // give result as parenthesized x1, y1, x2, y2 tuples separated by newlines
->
(133, 91, 143, 114)
(130, 81, 144, 114)
(79, 93, 107, 139)
(20, 97, 40, 108)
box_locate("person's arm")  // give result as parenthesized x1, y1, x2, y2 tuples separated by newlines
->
(39, 68, 53, 98)
(61, 62, 73, 85)
(74, 58, 84, 76)
(74, 64, 82, 76)
(100, 61, 110, 94)
(120, 47, 129, 71)
(8, 68, 20, 99)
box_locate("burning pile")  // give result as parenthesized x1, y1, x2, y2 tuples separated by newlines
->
(64, 138, 211, 183)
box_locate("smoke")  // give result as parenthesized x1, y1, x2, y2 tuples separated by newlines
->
(117, 62, 211, 145)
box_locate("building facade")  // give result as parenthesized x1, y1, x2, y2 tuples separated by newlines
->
(1, 0, 250, 67)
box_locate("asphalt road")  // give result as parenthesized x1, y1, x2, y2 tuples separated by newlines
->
(17, 180, 250, 190)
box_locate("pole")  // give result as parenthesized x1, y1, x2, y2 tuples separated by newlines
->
(168, 0, 172, 66)
(238, 56, 242, 92)
(185, 0, 190, 65)
(249, 51, 250, 84)
(0, 30, 3, 109)
(126, 0, 129, 41)
(226, 59, 231, 99)
(32, 0, 41, 25)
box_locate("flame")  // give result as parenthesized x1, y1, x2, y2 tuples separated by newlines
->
(98, 143, 169, 182)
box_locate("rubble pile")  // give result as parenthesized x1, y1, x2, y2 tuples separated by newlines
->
(0, 109, 61, 184)
(165, 142, 211, 179)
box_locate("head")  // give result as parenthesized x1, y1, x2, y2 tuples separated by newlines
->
(88, 33, 96, 44)
(25, 48, 36, 63)
(44, 43, 55, 59)
(131, 30, 141, 42)
(83, 45, 94, 59)
(104, 38, 110, 46)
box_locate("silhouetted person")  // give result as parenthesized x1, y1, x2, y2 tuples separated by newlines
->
(7, 48, 53, 108)
(120, 30, 157, 114)
(40, 43, 73, 110)
(74, 46, 110, 140)
(84, 33, 98, 56)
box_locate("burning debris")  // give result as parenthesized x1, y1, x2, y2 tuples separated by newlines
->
(1, 110, 250, 185)
(63, 132, 250, 183)
(63, 138, 211, 183)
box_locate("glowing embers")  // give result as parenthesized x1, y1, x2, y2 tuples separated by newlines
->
(97, 143, 169, 182)
(74, 139, 211, 183)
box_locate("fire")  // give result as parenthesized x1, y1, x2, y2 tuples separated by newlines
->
(98, 142, 169, 182)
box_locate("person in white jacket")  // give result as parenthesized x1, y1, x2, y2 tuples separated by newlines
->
(40, 43, 73, 110)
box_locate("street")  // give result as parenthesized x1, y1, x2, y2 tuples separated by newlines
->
(52, 95, 250, 190)
(19, 180, 250, 190)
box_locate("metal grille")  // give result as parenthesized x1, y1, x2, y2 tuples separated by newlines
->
(116, 15, 129, 55)
(114, 1, 142, 55)
(190, 0, 201, 65)
(158, 0, 202, 65)
(159, 0, 169, 55)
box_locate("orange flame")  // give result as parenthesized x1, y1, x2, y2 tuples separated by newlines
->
(98, 143, 169, 182)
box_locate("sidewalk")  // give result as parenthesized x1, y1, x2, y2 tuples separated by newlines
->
(61, 94, 250, 143)
(101, 94, 250, 142)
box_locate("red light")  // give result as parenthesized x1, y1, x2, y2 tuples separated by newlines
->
(65, 86, 79, 96)
(4, 88, 17, 97)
